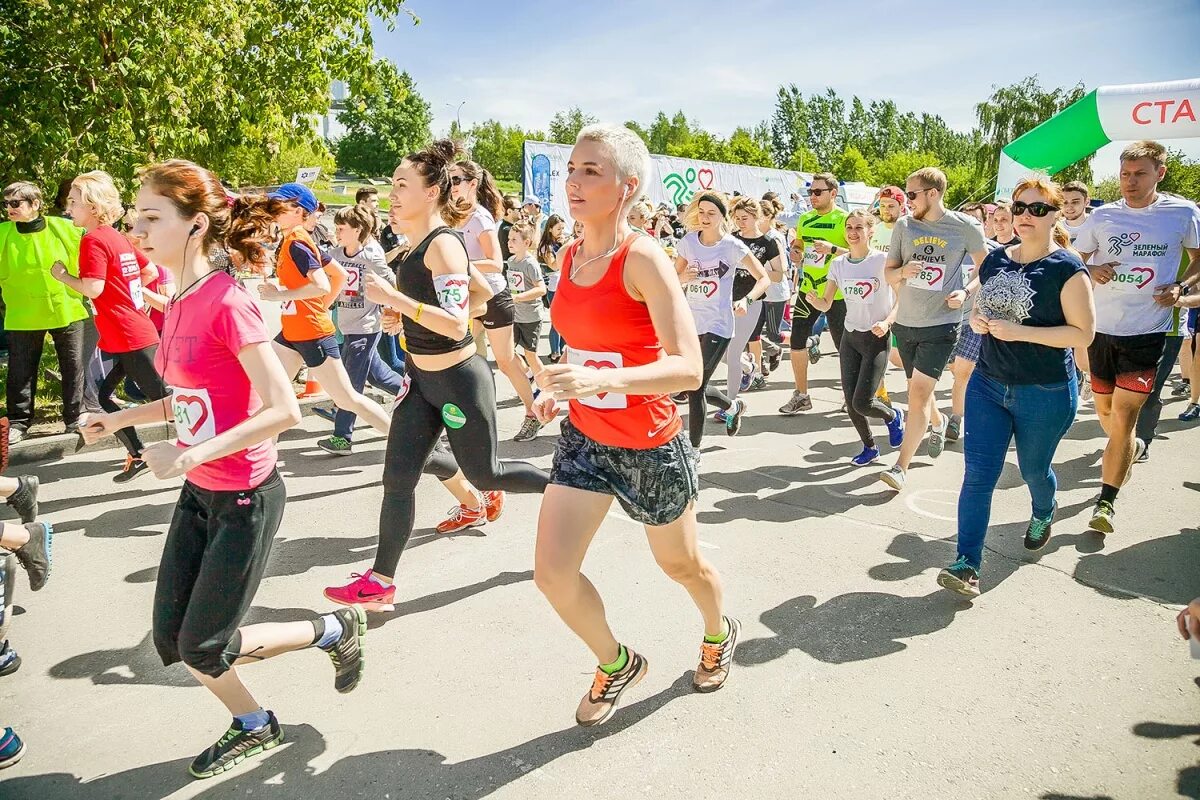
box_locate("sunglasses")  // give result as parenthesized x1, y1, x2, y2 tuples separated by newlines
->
(1012, 200, 1059, 218)
(450, 176, 472, 186)
(4, 199, 27, 209)
(807, 188, 832, 196)
(904, 188, 933, 201)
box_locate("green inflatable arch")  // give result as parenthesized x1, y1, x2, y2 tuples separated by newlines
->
(996, 77, 1200, 199)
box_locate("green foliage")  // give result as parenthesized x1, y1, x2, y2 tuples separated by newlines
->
(548, 107, 598, 145)
(832, 146, 874, 184)
(221, 133, 336, 188)
(335, 59, 432, 178)
(0, 0, 412, 193)
(974, 76, 1090, 184)
(467, 121, 544, 182)
(1161, 148, 1200, 202)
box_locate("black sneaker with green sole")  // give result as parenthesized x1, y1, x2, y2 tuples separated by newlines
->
(320, 605, 367, 693)
(189, 712, 284, 779)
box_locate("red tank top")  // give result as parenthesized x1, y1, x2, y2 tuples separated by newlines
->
(550, 235, 682, 449)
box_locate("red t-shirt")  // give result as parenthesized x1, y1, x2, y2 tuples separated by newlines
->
(78, 225, 159, 353)
(155, 271, 276, 492)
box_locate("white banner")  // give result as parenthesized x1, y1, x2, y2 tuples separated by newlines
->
(1097, 78, 1200, 143)
(295, 166, 322, 185)
(523, 141, 813, 223)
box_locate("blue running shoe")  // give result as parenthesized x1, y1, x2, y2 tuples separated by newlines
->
(886, 407, 905, 448)
(851, 446, 880, 466)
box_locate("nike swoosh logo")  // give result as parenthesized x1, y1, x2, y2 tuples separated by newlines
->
(356, 589, 385, 599)
(648, 416, 674, 438)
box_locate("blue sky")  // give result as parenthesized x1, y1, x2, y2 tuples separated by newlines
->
(372, 0, 1200, 178)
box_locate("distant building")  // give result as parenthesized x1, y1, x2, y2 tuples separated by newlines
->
(320, 80, 348, 140)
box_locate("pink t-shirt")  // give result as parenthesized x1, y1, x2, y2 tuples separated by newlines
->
(155, 271, 276, 492)
(146, 263, 174, 333)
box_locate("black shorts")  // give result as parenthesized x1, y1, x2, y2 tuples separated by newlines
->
(480, 289, 516, 329)
(789, 297, 846, 349)
(1088, 331, 1167, 395)
(274, 332, 341, 368)
(513, 320, 541, 352)
(893, 322, 959, 381)
(550, 417, 699, 527)
(153, 470, 286, 678)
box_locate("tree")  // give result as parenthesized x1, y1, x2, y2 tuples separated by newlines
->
(467, 120, 538, 182)
(727, 128, 773, 168)
(785, 146, 820, 173)
(0, 0, 413, 191)
(335, 59, 432, 177)
(974, 76, 1090, 184)
(770, 86, 809, 168)
(871, 151, 941, 191)
(221, 134, 336, 188)
(1161, 148, 1200, 201)
(548, 107, 597, 145)
(833, 146, 874, 184)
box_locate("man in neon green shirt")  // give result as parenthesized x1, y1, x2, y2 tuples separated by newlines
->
(0, 182, 88, 441)
(779, 171, 849, 415)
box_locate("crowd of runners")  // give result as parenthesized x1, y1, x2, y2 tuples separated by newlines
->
(0, 129, 1198, 777)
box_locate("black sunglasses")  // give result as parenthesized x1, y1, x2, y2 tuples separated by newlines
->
(807, 187, 832, 196)
(1012, 200, 1059, 218)
(904, 188, 933, 201)
(450, 176, 472, 186)
(4, 199, 27, 209)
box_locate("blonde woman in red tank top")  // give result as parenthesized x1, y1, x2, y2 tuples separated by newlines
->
(532, 124, 743, 727)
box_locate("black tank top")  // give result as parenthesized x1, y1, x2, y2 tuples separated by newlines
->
(397, 226, 474, 355)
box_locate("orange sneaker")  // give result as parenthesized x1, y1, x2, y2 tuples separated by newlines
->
(575, 648, 648, 727)
(435, 503, 487, 534)
(483, 490, 505, 522)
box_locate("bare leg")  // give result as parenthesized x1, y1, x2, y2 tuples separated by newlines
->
(0, 522, 30, 551)
(486, 327, 535, 414)
(645, 505, 724, 637)
(789, 349, 810, 394)
(312, 359, 392, 434)
(897, 371, 938, 471)
(185, 621, 316, 716)
(0, 477, 18, 499)
(1099, 389, 1150, 487)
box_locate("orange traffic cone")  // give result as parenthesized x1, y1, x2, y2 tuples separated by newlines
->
(296, 371, 324, 398)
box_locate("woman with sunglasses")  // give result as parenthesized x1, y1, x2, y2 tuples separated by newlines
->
(937, 178, 1095, 597)
(449, 161, 540, 438)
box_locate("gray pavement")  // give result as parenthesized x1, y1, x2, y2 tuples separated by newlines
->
(1, 351, 1198, 799)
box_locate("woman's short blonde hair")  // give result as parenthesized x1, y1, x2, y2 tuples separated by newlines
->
(71, 171, 124, 225)
(683, 191, 732, 235)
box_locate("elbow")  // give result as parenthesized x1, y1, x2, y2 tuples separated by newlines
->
(681, 358, 703, 392)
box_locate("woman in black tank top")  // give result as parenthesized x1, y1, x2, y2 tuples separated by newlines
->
(321, 141, 549, 613)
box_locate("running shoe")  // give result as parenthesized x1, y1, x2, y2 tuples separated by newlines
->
(483, 490, 505, 522)
(1171, 379, 1191, 397)
(694, 616, 741, 693)
(851, 446, 880, 466)
(548, 352, 563, 364)
(779, 391, 812, 415)
(436, 503, 487, 534)
(725, 399, 746, 436)
(0, 641, 20, 677)
(807, 336, 822, 365)
(1133, 438, 1148, 464)
(188, 712, 283, 779)
(748, 375, 767, 391)
(14, 523, 52, 592)
(740, 371, 752, 393)
(879, 465, 906, 491)
(886, 408, 905, 449)
(0, 727, 25, 770)
(317, 436, 353, 456)
(945, 414, 962, 443)
(1079, 375, 1093, 403)
(313, 406, 337, 424)
(1088, 501, 1115, 535)
(6, 426, 24, 446)
(319, 606, 367, 693)
(926, 418, 947, 459)
(113, 455, 149, 484)
(937, 556, 980, 597)
(1179, 402, 1200, 421)
(672, 392, 689, 404)
(4, 475, 38, 524)
(324, 570, 396, 612)
(712, 410, 728, 424)
(514, 416, 541, 442)
(1024, 501, 1056, 551)
(575, 647, 648, 727)
(767, 350, 782, 374)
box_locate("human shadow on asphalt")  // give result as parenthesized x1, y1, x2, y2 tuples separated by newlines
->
(697, 470, 895, 525)
(1072, 526, 1200, 605)
(3, 671, 696, 800)
(52, 497, 177, 538)
(1130, 678, 1200, 799)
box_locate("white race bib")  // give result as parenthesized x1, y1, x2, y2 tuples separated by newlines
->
(171, 387, 217, 446)
(802, 245, 825, 269)
(840, 278, 880, 304)
(129, 277, 144, 310)
(685, 278, 720, 305)
(906, 261, 947, 291)
(280, 299, 298, 316)
(343, 266, 362, 297)
(433, 273, 471, 317)
(564, 347, 627, 410)
(1109, 263, 1157, 294)
(508, 271, 526, 293)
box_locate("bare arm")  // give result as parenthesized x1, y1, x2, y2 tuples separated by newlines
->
(472, 228, 504, 274)
(739, 252, 770, 302)
(367, 234, 479, 341)
(321, 260, 347, 308)
(806, 274, 838, 313)
(51, 263, 105, 299)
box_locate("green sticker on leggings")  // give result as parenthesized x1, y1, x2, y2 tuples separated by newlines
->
(442, 403, 467, 429)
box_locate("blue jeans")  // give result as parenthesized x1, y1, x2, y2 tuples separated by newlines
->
(376, 332, 407, 374)
(956, 370, 1078, 570)
(336, 333, 406, 440)
(547, 291, 564, 355)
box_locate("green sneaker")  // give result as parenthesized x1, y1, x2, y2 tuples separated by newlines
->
(1088, 500, 1115, 534)
(188, 712, 283, 779)
(317, 436, 353, 456)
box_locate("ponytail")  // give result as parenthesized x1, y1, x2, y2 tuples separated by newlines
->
(227, 194, 287, 274)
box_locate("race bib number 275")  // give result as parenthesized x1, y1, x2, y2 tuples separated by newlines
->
(432, 274, 470, 317)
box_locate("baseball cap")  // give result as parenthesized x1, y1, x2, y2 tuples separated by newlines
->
(522, 196, 542, 208)
(878, 186, 906, 205)
(268, 183, 319, 213)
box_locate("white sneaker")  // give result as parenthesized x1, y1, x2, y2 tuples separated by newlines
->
(879, 465, 906, 491)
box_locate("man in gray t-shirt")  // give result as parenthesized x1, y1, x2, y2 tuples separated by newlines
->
(878, 167, 989, 493)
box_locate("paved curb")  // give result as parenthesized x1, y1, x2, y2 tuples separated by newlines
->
(8, 393, 334, 468)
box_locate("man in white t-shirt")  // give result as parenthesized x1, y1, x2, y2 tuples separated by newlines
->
(1074, 140, 1200, 534)
(1061, 181, 1095, 399)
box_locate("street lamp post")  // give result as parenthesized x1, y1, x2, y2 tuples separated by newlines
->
(446, 100, 466, 134)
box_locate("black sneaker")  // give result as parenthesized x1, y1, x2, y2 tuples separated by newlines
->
(4, 476, 38, 524)
(14, 523, 52, 592)
(320, 606, 367, 694)
(113, 455, 150, 483)
(0, 641, 20, 677)
(937, 556, 980, 597)
(1023, 502, 1056, 551)
(188, 712, 284, 779)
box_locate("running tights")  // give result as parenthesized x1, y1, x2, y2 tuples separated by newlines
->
(839, 329, 896, 448)
(690, 333, 731, 448)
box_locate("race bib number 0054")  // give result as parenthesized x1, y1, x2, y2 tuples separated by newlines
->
(1109, 264, 1156, 293)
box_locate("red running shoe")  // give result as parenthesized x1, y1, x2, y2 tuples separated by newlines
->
(483, 490, 505, 523)
(323, 570, 396, 612)
(435, 503, 487, 534)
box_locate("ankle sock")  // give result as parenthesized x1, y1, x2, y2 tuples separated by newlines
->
(234, 708, 270, 731)
(314, 612, 344, 650)
(367, 572, 389, 587)
(704, 619, 729, 644)
(599, 645, 628, 675)
(1099, 483, 1119, 505)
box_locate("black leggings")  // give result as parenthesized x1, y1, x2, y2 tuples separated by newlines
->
(839, 329, 896, 448)
(762, 301, 787, 348)
(100, 345, 169, 457)
(374, 354, 549, 577)
(690, 333, 731, 448)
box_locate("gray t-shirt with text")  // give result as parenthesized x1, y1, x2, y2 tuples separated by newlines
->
(889, 211, 986, 327)
(506, 254, 545, 324)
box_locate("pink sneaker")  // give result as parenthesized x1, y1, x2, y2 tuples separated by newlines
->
(323, 570, 396, 612)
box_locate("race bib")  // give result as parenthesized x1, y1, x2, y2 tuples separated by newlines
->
(339, 267, 364, 309)
(801, 245, 826, 269)
(280, 299, 298, 316)
(685, 273, 720, 305)
(508, 271, 526, 293)
(564, 347, 627, 410)
(171, 386, 217, 447)
(1109, 263, 1157, 294)
(906, 262, 946, 291)
(840, 278, 879, 304)
(433, 273, 471, 317)
(129, 277, 144, 310)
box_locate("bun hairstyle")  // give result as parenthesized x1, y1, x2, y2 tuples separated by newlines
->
(137, 159, 286, 273)
(759, 195, 783, 220)
(404, 139, 466, 226)
(453, 159, 504, 222)
(729, 195, 764, 220)
(1011, 176, 1076, 253)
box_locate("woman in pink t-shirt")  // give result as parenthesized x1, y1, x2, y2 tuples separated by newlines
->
(79, 160, 368, 781)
